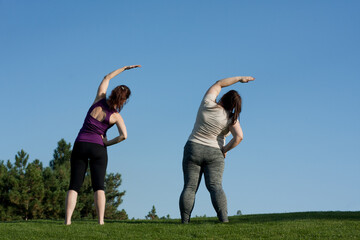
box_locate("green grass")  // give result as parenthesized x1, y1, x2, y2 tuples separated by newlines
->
(1, 211, 359, 240)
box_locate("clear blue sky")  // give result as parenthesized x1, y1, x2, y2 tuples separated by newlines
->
(1, 0, 359, 219)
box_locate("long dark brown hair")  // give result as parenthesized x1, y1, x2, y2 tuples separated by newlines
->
(107, 85, 131, 112)
(218, 90, 242, 125)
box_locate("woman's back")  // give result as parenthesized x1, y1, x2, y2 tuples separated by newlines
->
(180, 76, 253, 224)
(76, 98, 117, 146)
(188, 93, 230, 149)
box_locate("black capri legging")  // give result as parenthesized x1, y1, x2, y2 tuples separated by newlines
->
(69, 141, 108, 192)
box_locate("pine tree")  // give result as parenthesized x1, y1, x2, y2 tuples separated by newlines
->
(145, 205, 159, 220)
(8, 150, 31, 220)
(104, 173, 127, 220)
(50, 139, 72, 170)
(0, 160, 9, 220)
(25, 159, 45, 219)
(2, 160, 18, 220)
(42, 166, 63, 219)
(10, 150, 29, 219)
(43, 139, 72, 219)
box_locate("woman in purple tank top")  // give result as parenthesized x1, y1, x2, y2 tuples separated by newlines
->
(65, 65, 141, 225)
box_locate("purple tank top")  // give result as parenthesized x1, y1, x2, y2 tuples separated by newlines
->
(75, 98, 117, 146)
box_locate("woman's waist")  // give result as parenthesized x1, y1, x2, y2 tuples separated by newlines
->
(188, 134, 225, 149)
(75, 133, 104, 146)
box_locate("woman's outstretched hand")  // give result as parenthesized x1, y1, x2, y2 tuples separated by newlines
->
(239, 76, 255, 83)
(103, 65, 141, 79)
(123, 65, 141, 70)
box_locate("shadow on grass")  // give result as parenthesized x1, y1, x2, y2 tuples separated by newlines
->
(3, 211, 359, 225)
(106, 219, 181, 225)
(107, 211, 360, 225)
(227, 211, 360, 224)
(2, 220, 64, 225)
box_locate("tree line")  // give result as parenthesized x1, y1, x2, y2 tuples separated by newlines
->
(0, 139, 127, 221)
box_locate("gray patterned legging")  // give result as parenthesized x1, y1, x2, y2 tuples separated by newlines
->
(179, 141, 228, 223)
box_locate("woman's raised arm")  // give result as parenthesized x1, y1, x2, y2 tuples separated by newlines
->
(94, 65, 141, 104)
(205, 76, 255, 98)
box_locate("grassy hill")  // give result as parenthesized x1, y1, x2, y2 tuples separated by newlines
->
(1, 211, 359, 239)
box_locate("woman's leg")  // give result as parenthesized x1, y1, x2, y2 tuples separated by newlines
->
(66, 142, 89, 225)
(65, 190, 78, 225)
(179, 142, 203, 223)
(89, 143, 108, 225)
(94, 190, 106, 225)
(203, 148, 228, 222)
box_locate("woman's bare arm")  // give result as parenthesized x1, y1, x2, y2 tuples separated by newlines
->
(102, 113, 127, 147)
(94, 65, 141, 104)
(222, 121, 243, 158)
(206, 76, 255, 99)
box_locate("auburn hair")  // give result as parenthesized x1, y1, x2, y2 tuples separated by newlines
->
(219, 90, 242, 125)
(107, 85, 131, 112)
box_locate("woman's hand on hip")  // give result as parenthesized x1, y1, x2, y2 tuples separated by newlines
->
(221, 148, 227, 158)
(101, 135, 108, 146)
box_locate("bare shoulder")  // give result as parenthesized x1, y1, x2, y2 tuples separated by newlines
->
(109, 112, 124, 125)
